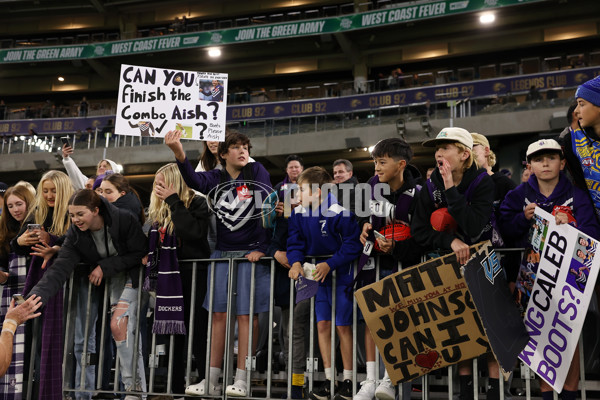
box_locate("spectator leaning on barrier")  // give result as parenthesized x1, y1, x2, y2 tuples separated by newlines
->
(165, 129, 272, 398)
(27, 189, 148, 399)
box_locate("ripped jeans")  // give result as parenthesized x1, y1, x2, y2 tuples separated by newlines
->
(109, 273, 146, 393)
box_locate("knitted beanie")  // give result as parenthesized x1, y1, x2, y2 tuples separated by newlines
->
(575, 75, 600, 106)
(93, 170, 114, 190)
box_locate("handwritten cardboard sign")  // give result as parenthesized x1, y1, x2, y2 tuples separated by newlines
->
(355, 245, 490, 383)
(518, 208, 599, 392)
(116, 64, 227, 141)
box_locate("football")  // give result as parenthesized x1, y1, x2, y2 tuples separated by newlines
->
(374, 223, 411, 252)
(430, 207, 458, 232)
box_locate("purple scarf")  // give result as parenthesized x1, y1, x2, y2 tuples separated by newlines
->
(144, 225, 186, 335)
(0, 253, 27, 400)
(22, 236, 62, 400)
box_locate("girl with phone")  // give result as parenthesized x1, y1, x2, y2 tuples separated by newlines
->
(12, 170, 73, 400)
(60, 143, 120, 191)
(26, 189, 148, 399)
(0, 185, 35, 398)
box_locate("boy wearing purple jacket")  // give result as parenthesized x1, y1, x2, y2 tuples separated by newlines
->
(499, 138, 599, 400)
(165, 130, 272, 397)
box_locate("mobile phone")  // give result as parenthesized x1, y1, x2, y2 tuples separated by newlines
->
(27, 223, 41, 231)
(60, 136, 71, 147)
(12, 294, 24, 305)
(374, 230, 386, 240)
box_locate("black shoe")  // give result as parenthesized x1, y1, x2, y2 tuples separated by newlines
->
(333, 379, 353, 400)
(309, 380, 336, 400)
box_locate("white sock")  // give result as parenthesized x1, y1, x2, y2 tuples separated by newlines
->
(366, 362, 376, 381)
(209, 367, 221, 386)
(383, 370, 390, 380)
(343, 369, 353, 381)
(235, 368, 247, 385)
(325, 367, 333, 381)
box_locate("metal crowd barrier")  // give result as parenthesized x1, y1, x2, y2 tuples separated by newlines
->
(16, 249, 597, 399)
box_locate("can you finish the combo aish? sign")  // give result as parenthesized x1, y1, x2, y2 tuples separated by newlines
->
(115, 64, 227, 141)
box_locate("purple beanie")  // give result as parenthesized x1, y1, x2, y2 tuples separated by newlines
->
(575, 75, 600, 106)
(93, 170, 114, 190)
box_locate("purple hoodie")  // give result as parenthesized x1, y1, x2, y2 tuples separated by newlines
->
(499, 171, 599, 247)
(176, 157, 272, 253)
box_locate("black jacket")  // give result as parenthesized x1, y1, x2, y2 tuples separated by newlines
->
(164, 193, 211, 261)
(412, 163, 494, 251)
(113, 192, 144, 224)
(357, 164, 424, 267)
(28, 197, 148, 305)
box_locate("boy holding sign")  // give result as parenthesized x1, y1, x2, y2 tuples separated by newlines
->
(356, 138, 424, 400)
(165, 129, 272, 397)
(287, 167, 362, 400)
(499, 139, 599, 400)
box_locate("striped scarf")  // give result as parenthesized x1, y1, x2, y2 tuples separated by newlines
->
(0, 254, 27, 400)
(144, 225, 186, 335)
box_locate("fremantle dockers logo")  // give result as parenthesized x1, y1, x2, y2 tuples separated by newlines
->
(206, 180, 273, 229)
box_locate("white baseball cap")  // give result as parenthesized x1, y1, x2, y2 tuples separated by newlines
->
(526, 139, 563, 160)
(422, 127, 473, 150)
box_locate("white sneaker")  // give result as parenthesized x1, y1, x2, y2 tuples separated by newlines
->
(375, 378, 395, 400)
(354, 379, 376, 400)
(225, 380, 247, 397)
(185, 379, 222, 396)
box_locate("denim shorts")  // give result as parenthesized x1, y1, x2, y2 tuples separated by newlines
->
(202, 250, 271, 315)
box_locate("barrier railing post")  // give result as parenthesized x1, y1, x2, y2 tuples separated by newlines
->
(579, 335, 586, 400)
(62, 273, 76, 397)
(185, 261, 198, 388)
(287, 276, 294, 399)
(96, 282, 109, 392)
(223, 258, 237, 394)
(473, 358, 478, 400)
(266, 260, 275, 399)
(245, 261, 256, 396)
(352, 261, 357, 397)
(204, 260, 216, 396)
(148, 332, 157, 392)
(78, 279, 95, 392)
(330, 269, 336, 397)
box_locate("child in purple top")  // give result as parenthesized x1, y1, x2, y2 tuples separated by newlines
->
(499, 139, 599, 400)
(165, 130, 272, 397)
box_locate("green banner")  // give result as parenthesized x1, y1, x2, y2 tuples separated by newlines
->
(0, 0, 544, 64)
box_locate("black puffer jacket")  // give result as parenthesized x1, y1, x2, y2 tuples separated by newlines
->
(28, 197, 147, 305)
